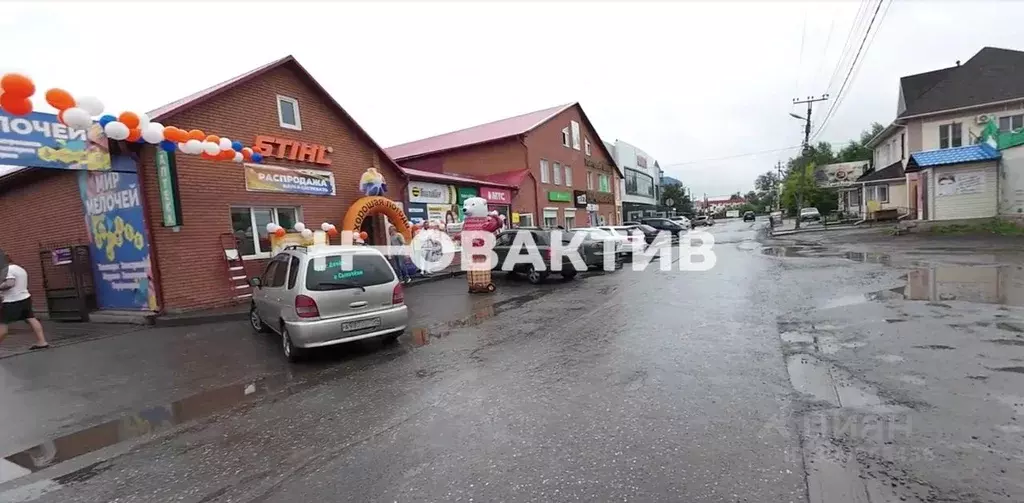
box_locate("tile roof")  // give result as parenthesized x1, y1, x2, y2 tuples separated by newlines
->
(900, 47, 1024, 117)
(400, 167, 517, 189)
(384, 104, 574, 160)
(858, 161, 905, 183)
(908, 143, 1000, 169)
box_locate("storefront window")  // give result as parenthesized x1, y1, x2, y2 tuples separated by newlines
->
(230, 206, 301, 258)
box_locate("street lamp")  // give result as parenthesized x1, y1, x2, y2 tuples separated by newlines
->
(789, 112, 806, 121)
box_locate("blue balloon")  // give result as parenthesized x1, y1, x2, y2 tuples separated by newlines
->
(160, 140, 176, 152)
(231, 141, 243, 152)
(98, 115, 116, 127)
(251, 153, 263, 163)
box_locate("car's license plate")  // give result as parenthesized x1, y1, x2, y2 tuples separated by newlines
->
(342, 318, 381, 332)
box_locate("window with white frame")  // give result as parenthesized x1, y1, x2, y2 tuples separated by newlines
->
(587, 171, 594, 190)
(999, 114, 1024, 132)
(518, 213, 535, 227)
(230, 206, 300, 257)
(865, 184, 889, 203)
(564, 210, 576, 229)
(276, 95, 302, 130)
(939, 122, 962, 149)
(543, 208, 559, 228)
(570, 121, 581, 150)
(564, 165, 572, 186)
(584, 139, 591, 156)
(561, 128, 570, 147)
(540, 159, 550, 183)
(553, 162, 562, 185)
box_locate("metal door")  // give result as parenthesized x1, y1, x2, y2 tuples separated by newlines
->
(37, 243, 95, 321)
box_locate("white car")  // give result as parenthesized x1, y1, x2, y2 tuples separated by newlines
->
(799, 207, 822, 222)
(598, 226, 647, 255)
(670, 216, 691, 229)
(571, 227, 627, 260)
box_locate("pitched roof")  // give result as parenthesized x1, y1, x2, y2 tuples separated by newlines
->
(907, 143, 1000, 170)
(146, 55, 407, 177)
(385, 104, 574, 160)
(400, 166, 517, 189)
(858, 161, 905, 183)
(899, 47, 1024, 117)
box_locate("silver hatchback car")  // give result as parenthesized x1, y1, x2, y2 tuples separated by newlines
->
(249, 245, 409, 362)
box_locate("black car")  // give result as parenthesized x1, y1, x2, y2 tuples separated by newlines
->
(492, 229, 588, 283)
(743, 211, 755, 222)
(639, 217, 687, 238)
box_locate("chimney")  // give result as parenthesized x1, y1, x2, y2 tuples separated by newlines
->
(956, 60, 961, 66)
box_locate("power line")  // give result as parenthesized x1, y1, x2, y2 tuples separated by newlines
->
(810, 0, 887, 141)
(660, 146, 802, 168)
(823, 0, 871, 95)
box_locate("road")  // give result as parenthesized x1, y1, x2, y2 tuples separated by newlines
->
(1, 218, 1021, 502)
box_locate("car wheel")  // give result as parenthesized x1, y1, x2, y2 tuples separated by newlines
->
(561, 270, 577, 280)
(281, 326, 306, 363)
(250, 302, 270, 333)
(526, 265, 546, 284)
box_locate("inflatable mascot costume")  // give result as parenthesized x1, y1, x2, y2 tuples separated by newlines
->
(460, 197, 503, 293)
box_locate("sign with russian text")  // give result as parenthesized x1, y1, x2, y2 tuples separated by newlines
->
(0, 111, 115, 171)
(244, 163, 336, 196)
(155, 150, 181, 227)
(481, 187, 511, 204)
(408, 181, 455, 204)
(78, 169, 157, 311)
(548, 190, 572, 202)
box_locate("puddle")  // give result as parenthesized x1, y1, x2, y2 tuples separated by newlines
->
(0, 376, 281, 486)
(786, 354, 900, 412)
(912, 344, 956, 350)
(991, 366, 1024, 374)
(904, 265, 1024, 307)
(408, 293, 539, 347)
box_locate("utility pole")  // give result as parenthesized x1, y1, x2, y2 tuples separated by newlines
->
(775, 161, 783, 211)
(791, 94, 829, 229)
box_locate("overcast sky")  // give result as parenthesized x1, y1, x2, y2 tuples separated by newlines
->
(4, 1, 1024, 197)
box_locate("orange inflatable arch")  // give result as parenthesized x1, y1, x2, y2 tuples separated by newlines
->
(341, 196, 413, 242)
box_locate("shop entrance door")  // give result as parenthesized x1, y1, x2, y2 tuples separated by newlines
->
(37, 243, 95, 321)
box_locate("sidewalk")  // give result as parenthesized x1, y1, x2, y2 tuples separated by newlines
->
(0, 322, 145, 359)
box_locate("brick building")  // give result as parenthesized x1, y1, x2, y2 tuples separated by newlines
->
(0, 56, 413, 314)
(385, 103, 622, 228)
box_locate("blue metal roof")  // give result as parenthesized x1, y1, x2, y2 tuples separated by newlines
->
(909, 143, 1000, 168)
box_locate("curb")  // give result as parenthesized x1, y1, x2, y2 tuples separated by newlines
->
(150, 270, 468, 328)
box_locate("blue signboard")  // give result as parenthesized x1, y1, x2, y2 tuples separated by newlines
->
(78, 167, 157, 310)
(0, 110, 124, 171)
(406, 203, 427, 224)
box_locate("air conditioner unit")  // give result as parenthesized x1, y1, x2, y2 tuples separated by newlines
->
(976, 114, 992, 125)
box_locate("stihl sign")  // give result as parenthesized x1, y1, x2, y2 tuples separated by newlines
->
(254, 135, 332, 165)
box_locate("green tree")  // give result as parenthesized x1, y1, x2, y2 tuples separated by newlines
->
(660, 184, 693, 215)
(836, 122, 885, 163)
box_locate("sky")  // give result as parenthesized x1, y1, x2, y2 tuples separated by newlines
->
(3, 1, 1024, 196)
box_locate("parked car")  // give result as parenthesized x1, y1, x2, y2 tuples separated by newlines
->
(249, 245, 409, 362)
(693, 215, 715, 227)
(492, 229, 585, 283)
(598, 225, 648, 257)
(573, 227, 628, 265)
(614, 223, 661, 245)
(639, 217, 687, 239)
(743, 211, 756, 222)
(799, 207, 822, 222)
(670, 216, 691, 229)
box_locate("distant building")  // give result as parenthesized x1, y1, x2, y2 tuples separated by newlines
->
(696, 194, 746, 215)
(607, 140, 661, 221)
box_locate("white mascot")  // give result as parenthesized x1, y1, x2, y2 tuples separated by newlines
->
(460, 196, 500, 293)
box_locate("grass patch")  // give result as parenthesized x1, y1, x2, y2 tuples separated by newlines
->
(928, 218, 1024, 236)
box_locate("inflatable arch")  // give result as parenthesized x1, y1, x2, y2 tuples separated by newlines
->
(341, 196, 413, 242)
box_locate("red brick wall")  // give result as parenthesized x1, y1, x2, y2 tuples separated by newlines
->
(524, 105, 619, 227)
(0, 170, 89, 311)
(138, 62, 407, 313)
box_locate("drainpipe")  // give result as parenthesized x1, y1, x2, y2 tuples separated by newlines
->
(520, 135, 540, 226)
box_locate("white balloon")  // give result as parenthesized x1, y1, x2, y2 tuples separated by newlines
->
(177, 142, 188, 152)
(76, 96, 104, 116)
(233, 152, 243, 163)
(320, 222, 331, 231)
(137, 112, 150, 129)
(266, 222, 279, 233)
(293, 222, 306, 232)
(202, 142, 220, 155)
(103, 121, 130, 140)
(149, 121, 164, 131)
(218, 138, 233, 151)
(62, 107, 92, 131)
(300, 229, 314, 240)
(142, 123, 164, 144)
(185, 139, 203, 155)
(329, 224, 337, 231)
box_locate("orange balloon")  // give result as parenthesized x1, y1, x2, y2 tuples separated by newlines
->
(200, 151, 216, 160)
(359, 231, 368, 241)
(0, 73, 35, 98)
(327, 228, 339, 237)
(0, 95, 33, 116)
(187, 129, 205, 141)
(173, 128, 189, 143)
(118, 111, 140, 129)
(44, 88, 75, 111)
(241, 148, 253, 161)
(163, 126, 180, 142)
(205, 134, 220, 144)
(218, 149, 234, 160)
(126, 128, 142, 142)
(274, 228, 286, 237)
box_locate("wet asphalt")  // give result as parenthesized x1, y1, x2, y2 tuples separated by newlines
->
(2, 219, 1023, 502)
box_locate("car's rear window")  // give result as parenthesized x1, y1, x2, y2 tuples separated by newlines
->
(305, 253, 395, 291)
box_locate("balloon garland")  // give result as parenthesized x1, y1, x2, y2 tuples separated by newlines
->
(0, 72, 264, 164)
